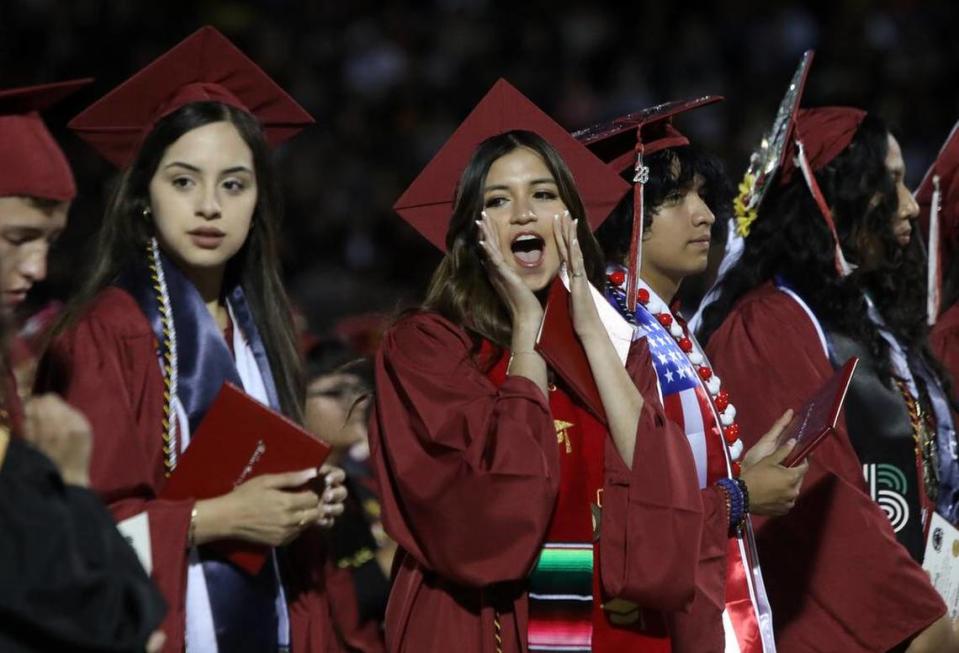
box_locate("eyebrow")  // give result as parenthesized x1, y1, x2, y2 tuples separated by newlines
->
(483, 177, 557, 192)
(164, 162, 253, 175)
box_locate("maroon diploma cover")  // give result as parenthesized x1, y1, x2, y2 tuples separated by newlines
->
(778, 357, 859, 468)
(536, 278, 608, 424)
(161, 382, 332, 574)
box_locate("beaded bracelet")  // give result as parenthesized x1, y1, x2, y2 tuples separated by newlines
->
(716, 477, 744, 534)
(735, 478, 750, 520)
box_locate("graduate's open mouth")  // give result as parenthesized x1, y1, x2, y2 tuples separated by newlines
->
(510, 232, 546, 268)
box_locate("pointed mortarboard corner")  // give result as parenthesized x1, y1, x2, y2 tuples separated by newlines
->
(736, 50, 815, 236)
(69, 26, 314, 168)
(916, 120, 959, 323)
(393, 78, 630, 251)
(573, 96, 723, 310)
(0, 78, 93, 201)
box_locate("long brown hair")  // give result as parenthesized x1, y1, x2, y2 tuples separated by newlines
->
(423, 130, 604, 347)
(54, 101, 304, 421)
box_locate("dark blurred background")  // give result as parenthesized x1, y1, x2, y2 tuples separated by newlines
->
(3, 0, 957, 337)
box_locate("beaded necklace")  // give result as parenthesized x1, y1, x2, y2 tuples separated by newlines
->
(606, 269, 745, 474)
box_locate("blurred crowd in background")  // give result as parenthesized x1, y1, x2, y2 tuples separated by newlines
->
(3, 0, 959, 339)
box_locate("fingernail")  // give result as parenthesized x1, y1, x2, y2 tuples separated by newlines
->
(564, 210, 570, 217)
(480, 210, 488, 218)
(475, 220, 482, 226)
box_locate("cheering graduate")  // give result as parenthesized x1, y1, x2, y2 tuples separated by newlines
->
(698, 61, 957, 651)
(578, 97, 808, 652)
(920, 122, 959, 414)
(372, 79, 704, 652)
(36, 28, 348, 653)
(0, 80, 166, 653)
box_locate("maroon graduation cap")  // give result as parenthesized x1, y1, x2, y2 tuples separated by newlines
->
(393, 78, 630, 251)
(916, 120, 959, 323)
(69, 25, 314, 168)
(573, 96, 723, 310)
(0, 78, 93, 201)
(785, 106, 866, 277)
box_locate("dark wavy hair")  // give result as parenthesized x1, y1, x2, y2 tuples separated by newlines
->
(699, 114, 897, 368)
(423, 130, 605, 348)
(596, 144, 734, 266)
(54, 101, 304, 420)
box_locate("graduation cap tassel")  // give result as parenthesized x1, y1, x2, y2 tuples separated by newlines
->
(626, 149, 649, 311)
(928, 175, 943, 325)
(795, 139, 855, 277)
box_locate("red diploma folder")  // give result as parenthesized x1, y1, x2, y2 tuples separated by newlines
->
(160, 382, 332, 574)
(536, 278, 608, 424)
(778, 357, 859, 468)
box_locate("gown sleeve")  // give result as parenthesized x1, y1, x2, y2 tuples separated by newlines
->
(598, 336, 704, 611)
(705, 285, 945, 652)
(369, 312, 561, 588)
(35, 289, 194, 649)
(0, 437, 166, 652)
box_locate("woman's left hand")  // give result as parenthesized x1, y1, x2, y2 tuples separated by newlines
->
(317, 464, 348, 528)
(553, 211, 604, 341)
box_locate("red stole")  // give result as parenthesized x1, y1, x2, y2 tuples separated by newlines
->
(483, 342, 671, 652)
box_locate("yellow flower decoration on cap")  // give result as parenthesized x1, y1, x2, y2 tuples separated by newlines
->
(734, 173, 758, 237)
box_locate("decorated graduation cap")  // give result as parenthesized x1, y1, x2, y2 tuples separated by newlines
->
(573, 95, 723, 310)
(0, 78, 93, 201)
(393, 78, 630, 251)
(733, 50, 865, 278)
(916, 120, 959, 324)
(69, 25, 314, 168)
(732, 51, 815, 244)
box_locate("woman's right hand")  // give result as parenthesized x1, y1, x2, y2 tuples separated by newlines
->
(193, 468, 322, 547)
(739, 410, 809, 517)
(477, 211, 543, 329)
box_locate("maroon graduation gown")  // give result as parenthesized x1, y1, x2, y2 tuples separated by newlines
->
(705, 282, 945, 652)
(369, 311, 704, 652)
(932, 303, 959, 399)
(36, 287, 345, 653)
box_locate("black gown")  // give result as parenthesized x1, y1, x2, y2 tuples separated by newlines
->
(0, 435, 166, 652)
